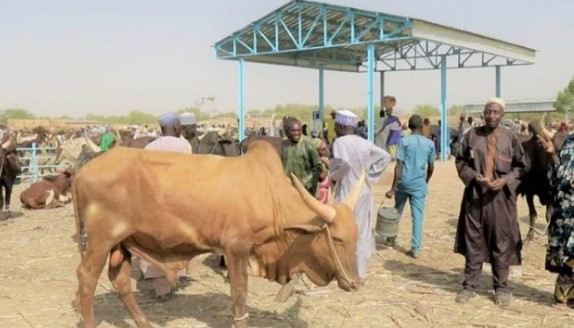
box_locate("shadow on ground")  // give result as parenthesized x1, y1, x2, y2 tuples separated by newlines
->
(74, 290, 308, 328)
(384, 259, 554, 306)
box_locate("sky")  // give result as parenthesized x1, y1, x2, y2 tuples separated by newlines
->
(1, 0, 573, 118)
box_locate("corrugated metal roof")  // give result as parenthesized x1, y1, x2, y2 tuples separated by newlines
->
(214, 0, 535, 71)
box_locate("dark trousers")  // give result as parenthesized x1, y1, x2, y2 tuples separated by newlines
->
(463, 258, 509, 292)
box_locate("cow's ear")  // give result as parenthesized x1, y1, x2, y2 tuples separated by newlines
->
(284, 224, 324, 234)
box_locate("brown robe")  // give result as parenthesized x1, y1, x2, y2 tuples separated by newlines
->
(454, 126, 526, 266)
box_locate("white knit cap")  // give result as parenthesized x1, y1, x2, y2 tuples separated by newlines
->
(335, 110, 358, 127)
(178, 112, 197, 126)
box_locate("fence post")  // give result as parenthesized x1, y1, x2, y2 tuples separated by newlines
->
(31, 142, 38, 182)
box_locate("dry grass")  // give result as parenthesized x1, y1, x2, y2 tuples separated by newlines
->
(0, 161, 569, 328)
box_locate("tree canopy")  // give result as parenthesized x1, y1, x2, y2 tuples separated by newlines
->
(554, 77, 574, 114)
(85, 111, 158, 125)
(413, 104, 440, 118)
(0, 108, 36, 123)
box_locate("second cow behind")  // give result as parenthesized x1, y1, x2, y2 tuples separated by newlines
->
(20, 171, 73, 209)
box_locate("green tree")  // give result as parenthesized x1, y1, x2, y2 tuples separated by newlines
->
(124, 111, 158, 125)
(212, 112, 237, 120)
(554, 77, 574, 114)
(449, 105, 464, 117)
(413, 104, 440, 118)
(247, 109, 262, 117)
(0, 108, 36, 123)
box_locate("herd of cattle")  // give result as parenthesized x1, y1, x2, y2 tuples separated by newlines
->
(0, 117, 567, 327)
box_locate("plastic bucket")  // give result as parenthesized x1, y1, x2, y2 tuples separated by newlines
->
(375, 207, 401, 238)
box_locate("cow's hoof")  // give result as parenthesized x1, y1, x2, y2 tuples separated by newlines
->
(156, 292, 174, 302)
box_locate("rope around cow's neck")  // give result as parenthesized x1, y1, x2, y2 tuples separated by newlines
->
(323, 224, 354, 288)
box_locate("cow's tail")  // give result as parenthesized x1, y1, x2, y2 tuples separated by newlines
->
(71, 177, 87, 259)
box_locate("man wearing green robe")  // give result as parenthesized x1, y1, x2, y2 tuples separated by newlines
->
(282, 118, 324, 196)
(100, 126, 117, 151)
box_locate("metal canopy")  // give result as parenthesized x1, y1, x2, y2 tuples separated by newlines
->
(463, 100, 555, 114)
(214, 0, 535, 72)
(213, 0, 536, 161)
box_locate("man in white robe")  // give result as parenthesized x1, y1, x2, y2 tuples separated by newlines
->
(330, 110, 392, 281)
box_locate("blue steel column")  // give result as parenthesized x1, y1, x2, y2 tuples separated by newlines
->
(319, 66, 325, 137)
(440, 55, 448, 162)
(367, 43, 375, 142)
(495, 66, 501, 97)
(238, 58, 245, 141)
(380, 71, 385, 114)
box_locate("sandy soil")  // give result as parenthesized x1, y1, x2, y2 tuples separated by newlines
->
(0, 161, 570, 328)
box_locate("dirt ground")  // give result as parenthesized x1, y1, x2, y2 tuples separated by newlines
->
(0, 161, 571, 328)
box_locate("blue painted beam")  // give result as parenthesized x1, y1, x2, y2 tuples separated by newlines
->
(367, 43, 375, 142)
(440, 55, 448, 162)
(495, 66, 501, 97)
(319, 66, 325, 137)
(380, 71, 385, 115)
(238, 58, 245, 142)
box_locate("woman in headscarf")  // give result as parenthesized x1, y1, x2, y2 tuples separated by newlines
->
(539, 127, 574, 307)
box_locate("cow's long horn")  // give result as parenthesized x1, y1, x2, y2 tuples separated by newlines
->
(290, 173, 336, 223)
(343, 171, 366, 211)
(538, 113, 553, 140)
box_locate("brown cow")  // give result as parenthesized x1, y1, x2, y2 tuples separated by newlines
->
(0, 147, 22, 214)
(73, 140, 363, 328)
(518, 118, 568, 244)
(240, 135, 283, 157)
(20, 171, 73, 209)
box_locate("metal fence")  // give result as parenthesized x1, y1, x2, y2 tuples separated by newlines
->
(16, 143, 60, 183)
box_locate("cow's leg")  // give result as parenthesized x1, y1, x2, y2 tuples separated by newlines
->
(46, 191, 64, 209)
(76, 244, 111, 328)
(4, 185, 10, 211)
(525, 194, 537, 245)
(0, 183, 5, 211)
(108, 248, 151, 328)
(225, 247, 250, 328)
(45, 199, 64, 209)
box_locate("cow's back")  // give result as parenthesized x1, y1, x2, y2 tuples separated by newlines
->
(73, 142, 288, 246)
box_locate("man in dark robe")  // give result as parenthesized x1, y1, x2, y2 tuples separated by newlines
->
(454, 98, 526, 307)
(179, 112, 200, 152)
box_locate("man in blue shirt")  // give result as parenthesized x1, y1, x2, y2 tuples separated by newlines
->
(385, 114, 436, 258)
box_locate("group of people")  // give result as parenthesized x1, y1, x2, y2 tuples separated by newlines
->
(281, 110, 392, 281)
(373, 96, 451, 160)
(280, 104, 438, 281)
(285, 95, 574, 310)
